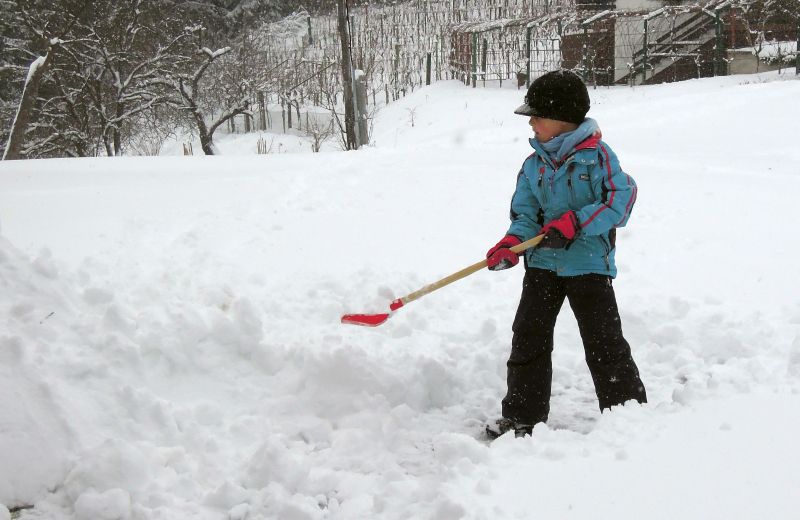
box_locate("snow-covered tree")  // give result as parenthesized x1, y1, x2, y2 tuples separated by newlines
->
(2, 0, 197, 158)
(172, 43, 251, 155)
(74, 1, 193, 156)
(1, 0, 90, 159)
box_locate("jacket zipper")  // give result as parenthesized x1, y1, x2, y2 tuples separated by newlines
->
(567, 174, 576, 207)
(537, 169, 547, 206)
(600, 233, 611, 271)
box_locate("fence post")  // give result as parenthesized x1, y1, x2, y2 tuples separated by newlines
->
(481, 38, 487, 86)
(526, 26, 531, 88)
(394, 42, 401, 93)
(258, 92, 266, 130)
(582, 25, 589, 82)
(426, 52, 432, 85)
(714, 11, 723, 76)
(355, 71, 369, 146)
(642, 18, 649, 84)
(471, 32, 477, 88)
(714, 11, 725, 76)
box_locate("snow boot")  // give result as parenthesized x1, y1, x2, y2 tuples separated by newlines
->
(485, 418, 533, 439)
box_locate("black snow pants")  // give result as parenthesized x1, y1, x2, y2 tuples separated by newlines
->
(502, 267, 647, 425)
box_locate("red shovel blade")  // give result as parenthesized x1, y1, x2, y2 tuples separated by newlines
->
(341, 299, 403, 327)
(341, 313, 391, 327)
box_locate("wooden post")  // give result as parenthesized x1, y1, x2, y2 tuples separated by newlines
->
(355, 72, 369, 146)
(426, 52, 432, 85)
(643, 18, 649, 84)
(394, 42, 401, 94)
(525, 26, 532, 87)
(258, 92, 266, 130)
(481, 37, 487, 86)
(471, 32, 477, 87)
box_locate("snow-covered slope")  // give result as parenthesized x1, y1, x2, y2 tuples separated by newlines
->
(1, 71, 799, 520)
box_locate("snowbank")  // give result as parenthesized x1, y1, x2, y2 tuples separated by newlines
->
(0, 70, 798, 519)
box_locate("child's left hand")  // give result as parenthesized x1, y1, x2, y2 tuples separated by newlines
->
(539, 211, 579, 249)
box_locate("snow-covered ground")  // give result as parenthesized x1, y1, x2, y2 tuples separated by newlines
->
(1, 70, 799, 520)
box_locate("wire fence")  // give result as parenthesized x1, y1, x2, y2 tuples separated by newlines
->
(227, 0, 799, 141)
(447, 1, 799, 88)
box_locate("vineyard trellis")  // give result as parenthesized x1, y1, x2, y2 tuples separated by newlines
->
(228, 0, 562, 145)
(226, 0, 798, 148)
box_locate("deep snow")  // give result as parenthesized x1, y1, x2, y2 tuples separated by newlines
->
(1, 70, 799, 520)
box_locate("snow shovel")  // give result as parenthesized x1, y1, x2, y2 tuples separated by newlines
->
(341, 234, 544, 327)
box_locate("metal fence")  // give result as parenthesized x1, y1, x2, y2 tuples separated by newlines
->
(447, 1, 799, 88)
(229, 0, 799, 139)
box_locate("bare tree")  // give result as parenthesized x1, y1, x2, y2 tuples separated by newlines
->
(173, 44, 251, 155)
(3, 0, 201, 158)
(80, 1, 192, 156)
(302, 113, 335, 152)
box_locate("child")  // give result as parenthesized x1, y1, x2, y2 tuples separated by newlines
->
(485, 70, 647, 438)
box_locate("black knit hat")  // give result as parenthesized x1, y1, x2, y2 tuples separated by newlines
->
(514, 70, 590, 124)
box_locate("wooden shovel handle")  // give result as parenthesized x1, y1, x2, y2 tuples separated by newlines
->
(399, 234, 544, 306)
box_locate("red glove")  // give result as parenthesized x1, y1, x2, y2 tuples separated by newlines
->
(486, 235, 522, 271)
(539, 211, 580, 249)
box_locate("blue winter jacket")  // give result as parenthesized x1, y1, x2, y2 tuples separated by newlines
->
(507, 129, 637, 278)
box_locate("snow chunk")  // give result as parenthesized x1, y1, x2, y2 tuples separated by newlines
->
(63, 440, 153, 504)
(433, 432, 489, 465)
(228, 503, 251, 520)
(243, 437, 309, 492)
(74, 488, 131, 520)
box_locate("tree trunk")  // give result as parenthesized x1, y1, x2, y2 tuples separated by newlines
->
(337, 0, 358, 150)
(195, 114, 215, 155)
(3, 48, 56, 160)
(103, 136, 114, 157)
(113, 103, 123, 155)
(199, 134, 215, 155)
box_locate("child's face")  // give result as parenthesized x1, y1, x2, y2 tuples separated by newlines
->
(529, 116, 575, 142)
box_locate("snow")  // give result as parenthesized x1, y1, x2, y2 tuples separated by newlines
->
(24, 56, 47, 85)
(741, 40, 798, 62)
(200, 47, 231, 60)
(1, 70, 799, 519)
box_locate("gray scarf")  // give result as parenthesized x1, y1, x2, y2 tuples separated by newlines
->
(538, 118, 600, 163)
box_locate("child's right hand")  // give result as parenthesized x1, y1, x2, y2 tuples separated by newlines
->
(486, 235, 522, 271)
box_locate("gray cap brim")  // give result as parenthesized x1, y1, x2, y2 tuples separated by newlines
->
(513, 102, 535, 116)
